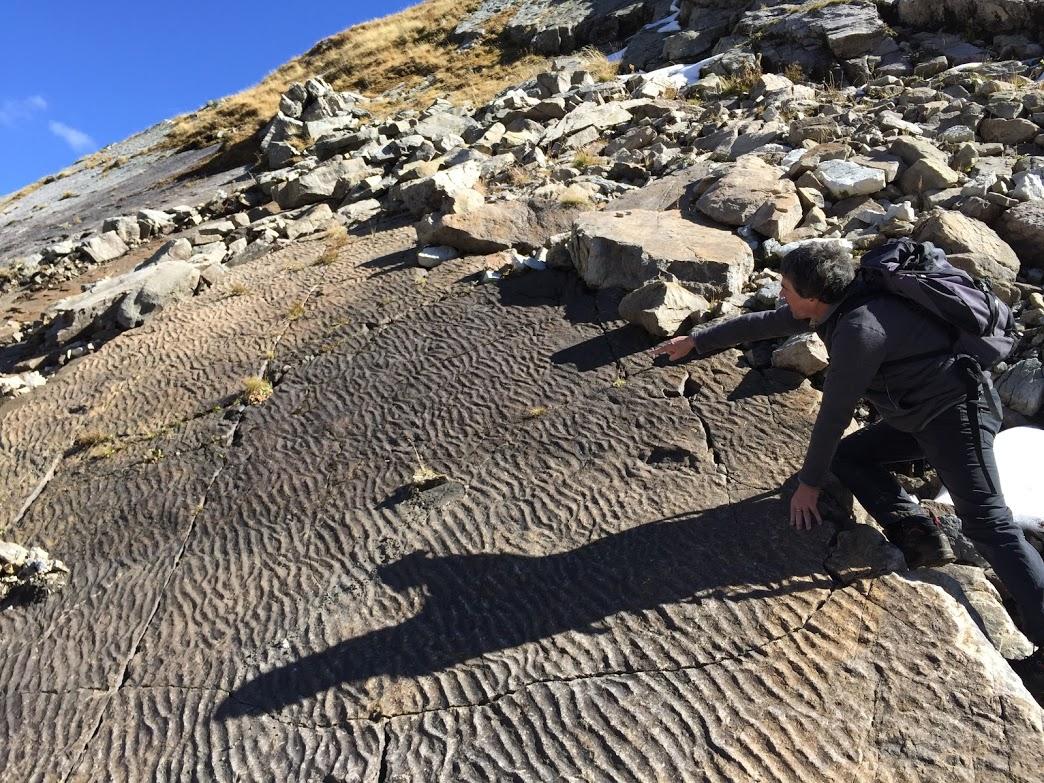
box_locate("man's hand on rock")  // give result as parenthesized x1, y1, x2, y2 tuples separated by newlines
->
(790, 482, 823, 530)
(649, 335, 695, 362)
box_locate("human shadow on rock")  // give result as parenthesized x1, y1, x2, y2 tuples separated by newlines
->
(215, 490, 833, 720)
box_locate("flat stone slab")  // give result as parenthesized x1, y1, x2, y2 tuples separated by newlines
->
(1, 224, 1040, 780)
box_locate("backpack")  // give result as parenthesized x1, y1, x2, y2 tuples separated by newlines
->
(836, 238, 1017, 369)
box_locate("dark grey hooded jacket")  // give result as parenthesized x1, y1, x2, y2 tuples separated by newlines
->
(689, 282, 970, 487)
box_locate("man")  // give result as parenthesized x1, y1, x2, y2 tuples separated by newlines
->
(650, 243, 1044, 688)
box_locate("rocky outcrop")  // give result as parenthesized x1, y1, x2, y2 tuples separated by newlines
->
(897, 0, 1044, 36)
(457, 0, 655, 54)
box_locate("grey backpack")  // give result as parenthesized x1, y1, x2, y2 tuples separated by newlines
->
(842, 238, 1017, 369)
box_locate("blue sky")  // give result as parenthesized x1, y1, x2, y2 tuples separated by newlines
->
(0, 1, 417, 196)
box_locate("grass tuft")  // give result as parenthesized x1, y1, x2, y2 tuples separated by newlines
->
(242, 376, 274, 406)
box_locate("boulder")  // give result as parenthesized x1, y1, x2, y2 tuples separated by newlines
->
(396, 161, 484, 217)
(815, 159, 888, 200)
(995, 358, 1044, 416)
(899, 158, 961, 194)
(271, 158, 373, 209)
(80, 232, 129, 264)
(696, 157, 798, 227)
(979, 118, 1039, 145)
(569, 209, 755, 299)
(998, 200, 1044, 268)
(914, 210, 1021, 303)
(415, 200, 581, 254)
(890, 136, 949, 166)
(102, 216, 141, 245)
(284, 203, 335, 241)
(618, 279, 711, 338)
(139, 238, 192, 268)
(771, 333, 830, 376)
(543, 101, 634, 146)
(47, 261, 201, 345)
(418, 246, 460, 269)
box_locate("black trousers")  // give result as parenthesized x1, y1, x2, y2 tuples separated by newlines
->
(832, 387, 1044, 646)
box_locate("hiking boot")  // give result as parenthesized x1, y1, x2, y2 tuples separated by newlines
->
(883, 515, 956, 569)
(1009, 648, 1043, 706)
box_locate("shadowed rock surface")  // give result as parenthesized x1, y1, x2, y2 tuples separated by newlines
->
(1, 222, 1040, 780)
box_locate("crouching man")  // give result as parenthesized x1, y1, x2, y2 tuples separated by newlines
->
(650, 243, 1044, 685)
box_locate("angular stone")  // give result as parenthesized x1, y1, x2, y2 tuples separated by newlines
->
(271, 158, 373, 209)
(998, 199, 1044, 269)
(140, 238, 193, 268)
(914, 210, 1021, 303)
(618, 279, 711, 338)
(980, 118, 1039, 145)
(996, 358, 1044, 416)
(569, 209, 755, 298)
(696, 157, 798, 227)
(815, 159, 888, 200)
(771, 333, 829, 376)
(543, 101, 634, 146)
(80, 232, 129, 264)
(101, 216, 141, 246)
(750, 190, 804, 241)
(900, 158, 961, 194)
(890, 136, 949, 166)
(395, 161, 484, 217)
(415, 200, 580, 255)
(47, 260, 201, 345)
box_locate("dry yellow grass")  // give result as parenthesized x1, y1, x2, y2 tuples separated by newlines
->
(164, 0, 550, 155)
(578, 46, 620, 83)
(242, 376, 274, 406)
(316, 221, 350, 266)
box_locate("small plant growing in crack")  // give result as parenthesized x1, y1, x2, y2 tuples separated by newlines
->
(73, 430, 110, 450)
(242, 376, 273, 406)
(611, 377, 627, 388)
(287, 301, 306, 321)
(316, 222, 349, 266)
(526, 405, 549, 418)
(227, 282, 249, 298)
(88, 441, 117, 460)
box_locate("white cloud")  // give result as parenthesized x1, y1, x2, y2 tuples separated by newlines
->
(0, 95, 48, 126)
(49, 121, 95, 152)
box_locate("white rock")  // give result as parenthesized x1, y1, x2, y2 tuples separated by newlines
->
(0, 371, 46, 398)
(1011, 170, 1044, 202)
(772, 333, 829, 375)
(418, 246, 459, 269)
(815, 159, 887, 200)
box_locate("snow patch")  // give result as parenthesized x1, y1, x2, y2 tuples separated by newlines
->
(935, 426, 1044, 533)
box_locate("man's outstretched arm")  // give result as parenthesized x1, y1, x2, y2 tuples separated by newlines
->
(649, 304, 812, 361)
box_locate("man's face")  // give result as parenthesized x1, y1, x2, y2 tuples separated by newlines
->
(780, 276, 821, 321)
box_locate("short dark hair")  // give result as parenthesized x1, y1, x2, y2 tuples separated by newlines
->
(780, 244, 854, 304)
